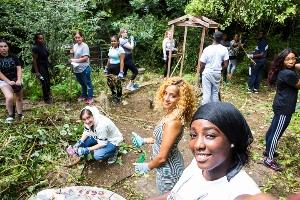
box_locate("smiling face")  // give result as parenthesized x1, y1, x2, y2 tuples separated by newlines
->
(0, 42, 9, 56)
(121, 30, 128, 38)
(81, 112, 95, 128)
(111, 36, 119, 48)
(189, 119, 232, 180)
(74, 33, 83, 44)
(162, 85, 179, 112)
(284, 53, 297, 69)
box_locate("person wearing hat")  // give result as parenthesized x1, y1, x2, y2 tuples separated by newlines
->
(199, 31, 229, 105)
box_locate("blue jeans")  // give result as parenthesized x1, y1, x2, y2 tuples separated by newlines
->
(248, 61, 265, 90)
(80, 136, 117, 161)
(75, 66, 93, 99)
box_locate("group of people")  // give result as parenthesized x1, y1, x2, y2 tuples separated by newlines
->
(1, 28, 300, 199)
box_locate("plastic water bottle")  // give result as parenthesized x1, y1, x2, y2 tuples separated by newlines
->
(39, 76, 44, 81)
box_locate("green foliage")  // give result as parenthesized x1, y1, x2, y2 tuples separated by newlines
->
(185, 0, 298, 29)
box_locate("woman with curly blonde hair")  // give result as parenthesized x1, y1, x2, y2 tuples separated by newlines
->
(132, 76, 196, 194)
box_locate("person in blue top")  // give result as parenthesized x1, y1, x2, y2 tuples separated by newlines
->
(247, 31, 268, 93)
(105, 35, 125, 104)
(263, 49, 300, 171)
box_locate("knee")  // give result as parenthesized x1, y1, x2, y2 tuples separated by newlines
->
(5, 94, 14, 103)
(93, 153, 107, 161)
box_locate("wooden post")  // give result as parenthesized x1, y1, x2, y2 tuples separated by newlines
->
(196, 27, 207, 75)
(167, 25, 174, 77)
(180, 26, 188, 77)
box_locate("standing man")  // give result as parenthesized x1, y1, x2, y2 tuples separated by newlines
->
(200, 31, 229, 105)
(247, 31, 268, 93)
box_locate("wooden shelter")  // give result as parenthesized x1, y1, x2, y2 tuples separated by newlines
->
(166, 14, 219, 77)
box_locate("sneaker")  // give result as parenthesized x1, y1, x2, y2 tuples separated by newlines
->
(85, 98, 93, 105)
(5, 116, 14, 124)
(263, 151, 279, 158)
(17, 114, 24, 121)
(77, 96, 86, 102)
(107, 151, 118, 164)
(263, 158, 282, 171)
(247, 88, 254, 93)
(253, 89, 259, 93)
(126, 82, 133, 90)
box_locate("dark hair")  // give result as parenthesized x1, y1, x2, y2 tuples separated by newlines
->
(111, 35, 119, 41)
(192, 102, 253, 168)
(74, 31, 84, 37)
(268, 48, 298, 86)
(80, 108, 93, 120)
(34, 33, 43, 43)
(0, 39, 9, 46)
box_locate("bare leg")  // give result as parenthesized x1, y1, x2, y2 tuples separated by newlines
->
(0, 84, 14, 116)
(15, 89, 23, 114)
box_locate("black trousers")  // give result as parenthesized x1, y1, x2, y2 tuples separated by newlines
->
(107, 64, 122, 98)
(124, 54, 138, 80)
(39, 65, 51, 101)
(164, 51, 174, 77)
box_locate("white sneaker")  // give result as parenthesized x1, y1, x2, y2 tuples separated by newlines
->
(126, 82, 133, 90)
(5, 116, 14, 124)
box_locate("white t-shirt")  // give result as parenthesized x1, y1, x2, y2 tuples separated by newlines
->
(108, 46, 125, 64)
(73, 42, 90, 73)
(167, 159, 260, 200)
(200, 44, 229, 74)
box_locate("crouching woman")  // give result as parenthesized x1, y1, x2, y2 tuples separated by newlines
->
(68, 106, 123, 164)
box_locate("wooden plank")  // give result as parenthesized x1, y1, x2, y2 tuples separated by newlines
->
(168, 14, 192, 25)
(175, 22, 203, 28)
(180, 26, 188, 77)
(197, 27, 207, 76)
(167, 25, 174, 77)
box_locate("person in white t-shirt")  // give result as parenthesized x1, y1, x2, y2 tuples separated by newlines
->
(200, 31, 229, 105)
(149, 102, 264, 200)
(67, 106, 123, 164)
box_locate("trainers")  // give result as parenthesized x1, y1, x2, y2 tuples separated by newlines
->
(263, 158, 282, 171)
(253, 89, 259, 93)
(107, 151, 118, 164)
(126, 82, 133, 90)
(85, 98, 93, 105)
(263, 151, 279, 158)
(247, 88, 254, 93)
(77, 96, 86, 102)
(17, 114, 24, 121)
(5, 116, 14, 124)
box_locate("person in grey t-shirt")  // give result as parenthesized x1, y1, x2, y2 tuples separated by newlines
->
(70, 31, 94, 105)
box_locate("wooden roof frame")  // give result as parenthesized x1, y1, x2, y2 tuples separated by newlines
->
(165, 14, 219, 78)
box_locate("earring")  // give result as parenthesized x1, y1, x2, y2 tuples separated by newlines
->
(230, 144, 235, 148)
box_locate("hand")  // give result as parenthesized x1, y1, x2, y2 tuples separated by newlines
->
(134, 162, 149, 174)
(118, 71, 124, 79)
(15, 80, 22, 86)
(73, 140, 84, 148)
(132, 132, 144, 148)
(66, 146, 77, 156)
(247, 54, 254, 59)
(163, 55, 167, 61)
(130, 36, 134, 41)
(77, 147, 90, 156)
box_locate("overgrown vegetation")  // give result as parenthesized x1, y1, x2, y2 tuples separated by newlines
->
(0, 0, 300, 199)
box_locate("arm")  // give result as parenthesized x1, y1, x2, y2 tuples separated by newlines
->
(148, 120, 182, 170)
(71, 55, 89, 63)
(295, 80, 300, 89)
(234, 193, 277, 200)
(295, 63, 300, 71)
(32, 53, 40, 77)
(119, 53, 125, 72)
(122, 41, 134, 50)
(15, 66, 22, 85)
(222, 59, 229, 70)
(162, 39, 167, 60)
(147, 192, 169, 200)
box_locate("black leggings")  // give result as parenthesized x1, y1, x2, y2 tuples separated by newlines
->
(39, 65, 51, 101)
(164, 51, 174, 77)
(124, 54, 138, 80)
(107, 64, 122, 98)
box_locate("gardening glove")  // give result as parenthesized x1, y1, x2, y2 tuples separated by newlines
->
(132, 132, 144, 148)
(118, 71, 124, 79)
(247, 54, 254, 59)
(66, 146, 77, 156)
(134, 162, 150, 174)
(73, 140, 84, 148)
(76, 147, 90, 156)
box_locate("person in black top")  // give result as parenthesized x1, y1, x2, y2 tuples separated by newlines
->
(32, 33, 52, 103)
(263, 49, 300, 171)
(0, 39, 23, 123)
(247, 31, 268, 93)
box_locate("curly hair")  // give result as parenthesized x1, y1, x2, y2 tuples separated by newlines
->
(268, 48, 298, 85)
(155, 76, 197, 125)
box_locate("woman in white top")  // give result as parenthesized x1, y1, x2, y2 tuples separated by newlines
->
(150, 102, 262, 200)
(67, 106, 123, 164)
(162, 30, 176, 77)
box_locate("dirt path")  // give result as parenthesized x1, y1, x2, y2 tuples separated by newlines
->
(78, 79, 280, 199)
